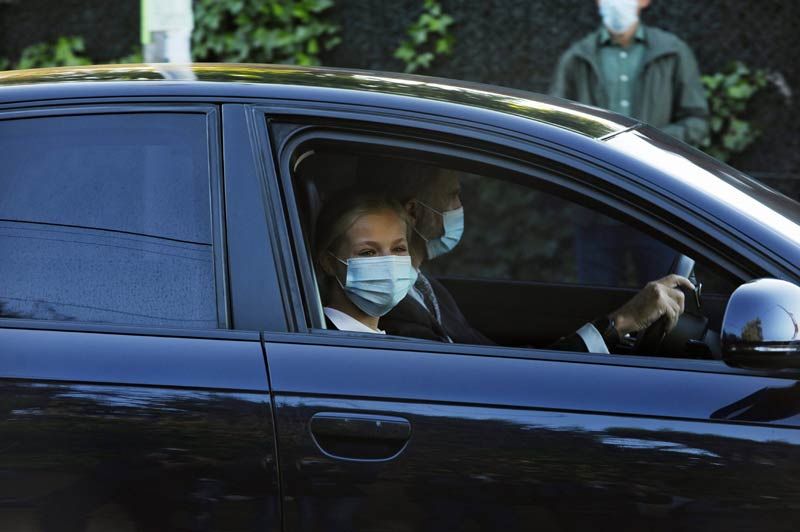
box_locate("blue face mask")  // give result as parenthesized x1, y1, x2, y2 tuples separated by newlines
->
(331, 254, 418, 317)
(415, 202, 464, 260)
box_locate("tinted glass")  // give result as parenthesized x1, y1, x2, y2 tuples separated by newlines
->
(0, 113, 211, 242)
(424, 172, 734, 293)
(295, 149, 733, 293)
(0, 113, 217, 328)
(427, 172, 679, 288)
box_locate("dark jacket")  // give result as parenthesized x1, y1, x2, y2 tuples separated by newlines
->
(550, 25, 709, 146)
(380, 275, 493, 345)
(380, 275, 589, 352)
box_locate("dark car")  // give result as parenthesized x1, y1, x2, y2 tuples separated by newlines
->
(1, 64, 800, 532)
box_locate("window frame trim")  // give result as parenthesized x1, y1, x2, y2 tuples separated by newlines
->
(0, 103, 230, 334)
(263, 330, 800, 381)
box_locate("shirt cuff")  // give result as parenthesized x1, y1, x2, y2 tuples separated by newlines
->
(576, 323, 610, 354)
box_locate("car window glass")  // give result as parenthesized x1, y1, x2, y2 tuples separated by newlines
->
(425, 172, 734, 294)
(0, 114, 210, 242)
(0, 113, 218, 328)
(428, 172, 660, 287)
(293, 151, 733, 293)
(290, 145, 735, 357)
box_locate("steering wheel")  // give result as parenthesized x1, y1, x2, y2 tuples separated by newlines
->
(632, 254, 696, 355)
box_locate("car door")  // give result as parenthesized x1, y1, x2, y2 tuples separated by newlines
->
(0, 104, 280, 531)
(252, 107, 800, 532)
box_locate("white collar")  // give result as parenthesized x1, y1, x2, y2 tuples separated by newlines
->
(324, 307, 386, 334)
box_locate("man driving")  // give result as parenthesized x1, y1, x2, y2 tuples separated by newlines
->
(359, 159, 693, 353)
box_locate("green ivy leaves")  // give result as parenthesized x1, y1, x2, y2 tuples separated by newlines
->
(8, 37, 92, 70)
(192, 0, 340, 66)
(0, 36, 143, 71)
(701, 61, 768, 162)
(394, 0, 454, 73)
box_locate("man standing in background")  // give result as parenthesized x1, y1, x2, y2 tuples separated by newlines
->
(550, 0, 709, 287)
(550, 0, 708, 146)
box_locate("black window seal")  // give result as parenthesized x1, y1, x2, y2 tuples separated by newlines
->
(0, 316, 257, 341)
(0, 103, 219, 121)
(207, 105, 230, 328)
(0, 103, 231, 332)
(238, 105, 308, 333)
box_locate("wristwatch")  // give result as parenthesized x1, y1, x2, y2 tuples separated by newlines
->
(591, 316, 620, 347)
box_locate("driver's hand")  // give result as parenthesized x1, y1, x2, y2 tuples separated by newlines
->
(611, 275, 695, 336)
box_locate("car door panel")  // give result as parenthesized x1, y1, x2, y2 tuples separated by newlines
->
(268, 337, 800, 531)
(0, 326, 281, 531)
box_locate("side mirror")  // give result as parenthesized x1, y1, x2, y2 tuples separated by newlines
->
(721, 279, 800, 369)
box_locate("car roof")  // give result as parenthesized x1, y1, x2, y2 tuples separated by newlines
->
(0, 63, 637, 139)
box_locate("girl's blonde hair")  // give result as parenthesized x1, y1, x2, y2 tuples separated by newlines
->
(315, 191, 413, 260)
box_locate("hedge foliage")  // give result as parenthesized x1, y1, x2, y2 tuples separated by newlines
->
(191, 0, 341, 66)
(393, 0, 454, 73)
(701, 61, 768, 162)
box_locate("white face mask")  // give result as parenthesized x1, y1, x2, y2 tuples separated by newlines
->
(415, 201, 465, 260)
(599, 0, 639, 34)
(331, 254, 418, 317)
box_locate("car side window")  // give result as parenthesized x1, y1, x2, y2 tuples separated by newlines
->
(427, 172, 671, 288)
(425, 172, 735, 295)
(291, 148, 731, 293)
(0, 112, 219, 328)
(286, 139, 736, 355)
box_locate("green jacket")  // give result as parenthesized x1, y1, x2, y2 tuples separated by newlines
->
(550, 25, 709, 146)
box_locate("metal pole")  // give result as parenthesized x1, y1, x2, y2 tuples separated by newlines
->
(142, 0, 193, 63)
